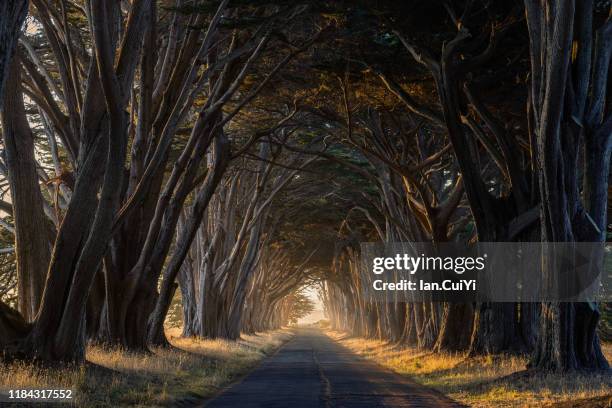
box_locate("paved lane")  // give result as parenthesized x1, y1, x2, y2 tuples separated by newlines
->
(205, 328, 464, 408)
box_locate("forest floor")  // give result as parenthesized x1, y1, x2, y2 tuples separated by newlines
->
(329, 331, 612, 408)
(0, 328, 292, 407)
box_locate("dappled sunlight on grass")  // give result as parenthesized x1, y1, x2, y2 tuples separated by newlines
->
(0, 329, 292, 407)
(328, 331, 612, 407)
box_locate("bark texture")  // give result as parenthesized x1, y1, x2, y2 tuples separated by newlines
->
(526, 0, 610, 371)
(1, 60, 51, 322)
(0, 0, 28, 111)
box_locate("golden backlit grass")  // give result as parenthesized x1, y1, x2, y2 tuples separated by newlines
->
(0, 328, 292, 407)
(329, 331, 612, 408)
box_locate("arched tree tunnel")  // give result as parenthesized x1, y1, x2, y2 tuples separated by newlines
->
(0, 0, 609, 381)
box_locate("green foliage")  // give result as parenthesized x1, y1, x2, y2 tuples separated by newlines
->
(287, 291, 315, 324)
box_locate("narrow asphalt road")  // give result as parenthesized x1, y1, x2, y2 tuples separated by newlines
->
(205, 328, 464, 408)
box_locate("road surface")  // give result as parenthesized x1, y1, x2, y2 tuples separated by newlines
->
(205, 328, 464, 407)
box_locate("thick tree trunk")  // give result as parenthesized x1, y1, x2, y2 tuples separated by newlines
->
(85, 269, 105, 341)
(526, 0, 610, 371)
(0, 0, 28, 111)
(1, 60, 51, 322)
(470, 303, 528, 355)
(0, 0, 148, 363)
(0, 301, 29, 353)
(519, 302, 539, 352)
(532, 302, 609, 371)
(435, 303, 473, 352)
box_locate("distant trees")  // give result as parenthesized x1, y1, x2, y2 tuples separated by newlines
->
(243, 244, 316, 333)
(285, 291, 316, 325)
(167, 142, 314, 340)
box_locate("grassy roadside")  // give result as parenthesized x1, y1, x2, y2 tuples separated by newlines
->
(328, 331, 611, 407)
(0, 328, 293, 407)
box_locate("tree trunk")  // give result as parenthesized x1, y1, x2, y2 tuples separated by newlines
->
(435, 303, 473, 352)
(148, 133, 231, 345)
(470, 303, 528, 355)
(1, 60, 51, 322)
(177, 260, 198, 337)
(526, 0, 610, 371)
(0, 0, 28, 112)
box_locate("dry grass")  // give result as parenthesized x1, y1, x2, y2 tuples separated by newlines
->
(0, 328, 292, 407)
(329, 331, 612, 408)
